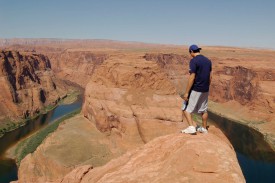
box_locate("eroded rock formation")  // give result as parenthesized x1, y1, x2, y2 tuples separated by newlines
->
(82, 54, 183, 141)
(47, 51, 109, 87)
(0, 50, 67, 122)
(144, 53, 188, 93)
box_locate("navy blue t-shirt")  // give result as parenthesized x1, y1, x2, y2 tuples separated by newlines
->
(189, 55, 212, 92)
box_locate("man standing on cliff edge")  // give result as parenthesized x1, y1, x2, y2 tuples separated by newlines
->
(181, 44, 212, 134)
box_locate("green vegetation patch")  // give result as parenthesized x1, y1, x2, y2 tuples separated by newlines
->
(15, 108, 81, 166)
(0, 120, 25, 138)
(59, 90, 80, 105)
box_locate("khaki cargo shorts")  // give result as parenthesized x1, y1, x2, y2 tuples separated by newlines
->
(186, 90, 209, 114)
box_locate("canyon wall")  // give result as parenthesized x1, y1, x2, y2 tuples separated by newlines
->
(0, 50, 68, 123)
(15, 51, 244, 183)
(47, 51, 109, 87)
(144, 53, 275, 114)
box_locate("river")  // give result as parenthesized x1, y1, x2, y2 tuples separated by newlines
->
(0, 96, 82, 183)
(208, 111, 275, 183)
(0, 100, 274, 183)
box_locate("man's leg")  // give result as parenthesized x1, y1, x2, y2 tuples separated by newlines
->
(184, 110, 196, 126)
(181, 90, 199, 134)
(181, 110, 196, 134)
(201, 112, 208, 128)
(183, 90, 199, 127)
(197, 92, 209, 133)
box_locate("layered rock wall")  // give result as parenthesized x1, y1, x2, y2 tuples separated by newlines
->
(47, 51, 108, 87)
(144, 53, 188, 94)
(0, 50, 67, 121)
(144, 53, 275, 114)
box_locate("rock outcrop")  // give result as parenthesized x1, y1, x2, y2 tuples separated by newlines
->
(59, 127, 245, 183)
(0, 50, 67, 122)
(15, 118, 245, 183)
(82, 53, 184, 142)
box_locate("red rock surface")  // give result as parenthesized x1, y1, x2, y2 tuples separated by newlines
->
(82, 52, 184, 142)
(14, 119, 245, 183)
(14, 49, 244, 183)
(47, 51, 109, 87)
(14, 52, 186, 181)
(59, 127, 244, 183)
(0, 50, 68, 122)
(143, 53, 189, 94)
(3, 39, 273, 182)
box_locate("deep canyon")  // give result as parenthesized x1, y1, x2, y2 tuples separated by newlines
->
(0, 39, 274, 182)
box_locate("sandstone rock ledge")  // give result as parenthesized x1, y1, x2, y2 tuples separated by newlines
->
(57, 126, 244, 183)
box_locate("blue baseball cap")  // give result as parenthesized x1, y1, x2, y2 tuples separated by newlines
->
(189, 44, 202, 52)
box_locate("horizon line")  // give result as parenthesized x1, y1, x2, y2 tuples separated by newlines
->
(0, 37, 274, 51)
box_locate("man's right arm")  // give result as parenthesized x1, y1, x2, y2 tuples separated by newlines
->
(183, 73, 195, 101)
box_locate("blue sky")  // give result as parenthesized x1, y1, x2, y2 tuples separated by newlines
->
(0, 0, 275, 48)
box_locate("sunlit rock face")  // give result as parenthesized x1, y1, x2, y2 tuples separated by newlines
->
(0, 50, 67, 122)
(82, 53, 184, 139)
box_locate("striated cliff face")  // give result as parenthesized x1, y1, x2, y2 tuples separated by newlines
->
(144, 53, 274, 111)
(143, 53, 188, 93)
(0, 50, 67, 122)
(212, 66, 258, 104)
(47, 51, 109, 87)
(211, 64, 275, 118)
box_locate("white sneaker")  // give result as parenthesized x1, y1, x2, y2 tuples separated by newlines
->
(181, 126, 196, 134)
(180, 126, 192, 133)
(197, 127, 208, 133)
